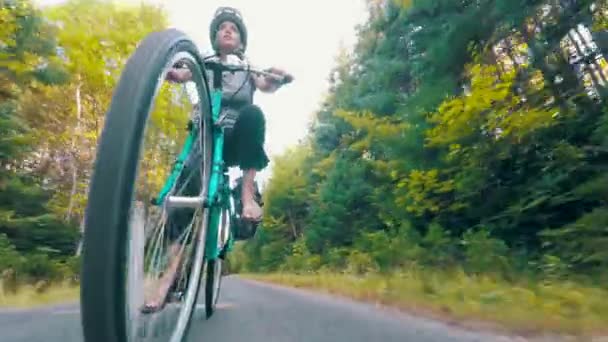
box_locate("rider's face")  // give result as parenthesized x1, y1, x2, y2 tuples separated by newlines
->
(216, 21, 241, 53)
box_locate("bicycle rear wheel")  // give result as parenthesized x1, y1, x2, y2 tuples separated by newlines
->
(80, 29, 212, 342)
(204, 196, 232, 318)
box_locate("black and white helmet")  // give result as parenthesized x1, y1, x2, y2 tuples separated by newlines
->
(209, 6, 248, 54)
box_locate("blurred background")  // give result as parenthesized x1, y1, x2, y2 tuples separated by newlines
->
(1, 0, 608, 340)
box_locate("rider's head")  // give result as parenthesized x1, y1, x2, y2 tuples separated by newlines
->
(209, 7, 247, 57)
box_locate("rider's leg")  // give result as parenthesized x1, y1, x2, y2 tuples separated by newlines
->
(230, 104, 269, 222)
(142, 243, 183, 312)
(241, 168, 260, 220)
(142, 158, 201, 313)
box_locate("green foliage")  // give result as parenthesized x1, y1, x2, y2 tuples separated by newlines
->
(304, 155, 378, 254)
(234, 0, 608, 288)
(420, 222, 457, 268)
(0, 100, 29, 162)
(281, 239, 322, 273)
(345, 250, 378, 275)
(0, 0, 168, 287)
(0, 234, 22, 272)
(0, 0, 79, 270)
(462, 229, 511, 276)
(0, 0, 68, 89)
(541, 207, 608, 270)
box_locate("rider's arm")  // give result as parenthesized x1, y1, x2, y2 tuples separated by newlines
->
(252, 74, 280, 93)
(252, 67, 289, 93)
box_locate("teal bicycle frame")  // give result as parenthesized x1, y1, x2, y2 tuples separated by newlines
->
(204, 87, 236, 260)
(148, 58, 288, 264)
(150, 66, 235, 263)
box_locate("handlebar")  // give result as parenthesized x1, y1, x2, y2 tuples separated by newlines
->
(202, 55, 294, 85)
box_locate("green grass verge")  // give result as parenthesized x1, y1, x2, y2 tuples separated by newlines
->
(0, 281, 79, 308)
(242, 270, 608, 337)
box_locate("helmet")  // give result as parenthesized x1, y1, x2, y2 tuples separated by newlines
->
(209, 7, 248, 54)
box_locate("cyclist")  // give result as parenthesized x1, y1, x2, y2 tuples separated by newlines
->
(142, 6, 291, 313)
(167, 6, 290, 224)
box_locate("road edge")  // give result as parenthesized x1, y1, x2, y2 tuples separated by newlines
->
(235, 275, 605, 342)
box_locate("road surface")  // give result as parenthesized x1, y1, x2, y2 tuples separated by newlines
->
(0, 276, 527, 342)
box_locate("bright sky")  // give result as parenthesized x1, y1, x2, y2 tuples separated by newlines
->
(36, 0, 369, 185)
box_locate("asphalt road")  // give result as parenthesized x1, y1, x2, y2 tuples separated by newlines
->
(0, 276, 527, 342)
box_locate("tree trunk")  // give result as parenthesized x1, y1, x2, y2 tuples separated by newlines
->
(65, 80, 82, 222)
(287, 211, 299, 240)
(76, 216, 85, 256)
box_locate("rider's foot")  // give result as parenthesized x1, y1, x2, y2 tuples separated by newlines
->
(241, 169, 262, 223)
(141, 243, 183, 314)
(141, 278, 170, 313)
(242, 199, 262, 223)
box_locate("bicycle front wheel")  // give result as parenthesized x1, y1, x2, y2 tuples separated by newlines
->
(80, 29, 213, 342)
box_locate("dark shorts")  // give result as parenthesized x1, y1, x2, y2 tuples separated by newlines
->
(165, 104, 269, 242)
(222, 104, 270, 171)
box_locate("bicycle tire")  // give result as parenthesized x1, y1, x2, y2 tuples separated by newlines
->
(205, 205, 230, 318)
(80, 28, 212, 342)
(204, 259, 221, 318)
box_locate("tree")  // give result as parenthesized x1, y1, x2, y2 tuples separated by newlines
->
(0, 0, 78, 258)
(237, 0, 608, 277)
(27, 0, 169, 227)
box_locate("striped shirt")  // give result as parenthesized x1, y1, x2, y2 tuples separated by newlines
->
(204, 54, 257, 129)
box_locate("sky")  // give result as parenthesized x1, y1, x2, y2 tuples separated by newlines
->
(35, 0, 369, 185)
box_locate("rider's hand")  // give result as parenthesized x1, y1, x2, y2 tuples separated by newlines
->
(166, 68, 191, 83)
(265, 67, 292, 84)
(166, 68, 180, 82)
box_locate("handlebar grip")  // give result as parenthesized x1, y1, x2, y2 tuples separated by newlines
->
(281, 74, 294, 84)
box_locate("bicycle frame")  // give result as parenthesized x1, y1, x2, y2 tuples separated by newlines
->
(204, 85, 235, 261)
(151, 63, 236, 263)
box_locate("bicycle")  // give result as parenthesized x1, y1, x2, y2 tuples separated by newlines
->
(79, 28, 292, 342)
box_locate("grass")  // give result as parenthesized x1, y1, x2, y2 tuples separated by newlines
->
(243, 269, 608, 338)
(0, 280, 79, 308)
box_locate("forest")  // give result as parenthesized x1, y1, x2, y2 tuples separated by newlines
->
(0, 0, 168, 290)
(235, 0, 608, 287)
